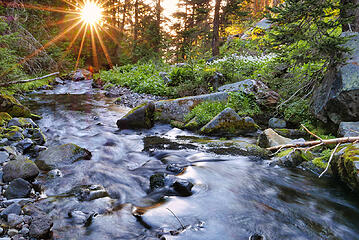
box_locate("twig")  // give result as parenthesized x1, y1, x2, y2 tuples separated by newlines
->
(301, 124, 323, 141)
(319, 143, 341, 178)
(349, 129, 359, 135)
(0, 72, 60, 87)
(304, 142, 324, 152)
(166, 208, 185, 230)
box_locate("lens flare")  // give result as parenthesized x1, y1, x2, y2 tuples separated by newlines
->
(80, 1, 103, 25)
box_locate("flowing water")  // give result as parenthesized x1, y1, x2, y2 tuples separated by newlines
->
(23, 80, 359, 240)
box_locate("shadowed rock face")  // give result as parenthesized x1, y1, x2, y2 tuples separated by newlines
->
(117, 101, 155, 129)
(312, 32, 359, 124)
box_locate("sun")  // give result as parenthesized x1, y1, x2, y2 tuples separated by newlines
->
(80, 1, 104, 26)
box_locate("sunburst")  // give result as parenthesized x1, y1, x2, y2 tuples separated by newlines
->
(2, 0, 118, 76)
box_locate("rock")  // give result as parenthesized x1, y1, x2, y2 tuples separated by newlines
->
(0, 112, 12, 126)
(273, 128, 309, 139)
(52, 77, 64, 85)
(331, 143, 359, 192)
(0, 151, 9, 164)
(29, 214, 53, 239)
(5, 178, 31, 199)
(78, 185, 109, 201)
(7, 228, 18, 237)
(268, 118, 286, 129)
(170, 120, 185, 129)
(20, 226, 29, 235)
(5, 128, 24, 141)
(312, 32, 359, 123)
(155, 92, 229, 122)
(257, 129, 293, 148)
(30, 128, 46, 145)
(7, 214, 24, 228)
(7, 118, 37, 129)
(274, 149, 313, 168)
(13, 138, 34, 153)
(0, 203, 21, 220)
(172, 179, 193, 197)
(249, 233, 265, 240)
(338, 122, 359, 137)
(71, 69, 92, 81)
(184, 117, 201, 130)
(117, 102, 155, 129)
(255, 18, 271, 30)
(92, 78, 105, 89)
(0, 94, 31, 118)
(159, 72, 171, 84)
(1, 199, 34, 208)
(217, 79, 280, 108)
(35, 143, 92, 171)
(150, 173, 166, 191)
(68, 210, 88, 224)
(200, 108, 258, 136)
(48, 169, 63, 178)
(0, 227, 3, 235)
(2, 157, 39, 182)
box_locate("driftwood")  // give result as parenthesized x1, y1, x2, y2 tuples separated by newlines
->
(267, 136, 359, 152)
(0, 72, 60, 87)
(319, 143, 341, 178)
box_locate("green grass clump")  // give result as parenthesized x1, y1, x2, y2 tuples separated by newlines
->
(185, 101, 227, 126)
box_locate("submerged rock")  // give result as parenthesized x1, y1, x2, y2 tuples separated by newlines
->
(35, 143, 92, 171)
(338, 122, 359, 137)
(200, 108, 258, 136)
(2, 156, 39, 182)
(117, 101, 155, 129)
(5, 178, 32, 199)
(274, 149, 313, 168)
(155, 92, 229, 122)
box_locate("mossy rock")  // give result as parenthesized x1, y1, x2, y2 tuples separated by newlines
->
(7, 117, 37, 129)
(0, 112, 12, 126)
(184, 117, 201, 131)
(275, 149, 313, 168)
(332, 144, 359, 192)
(35, 143, 92, 171)
(2, 156, 40, 182)
(0, 94, 31, 118)
(200, 108, 258, 136)
(170, 120, 185, 129)
(117, 102, 155, 129)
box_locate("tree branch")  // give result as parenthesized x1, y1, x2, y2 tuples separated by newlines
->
(0, 72, 60, 87)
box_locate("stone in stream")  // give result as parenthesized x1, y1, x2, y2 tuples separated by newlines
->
(273, 149, 313, 168)
(149, 173, 194, 197)
(312, 32, 359, 123)
(200, 108, 258, 136)
(2, 156, 39, 182)
(338, 122, 359, 137)
(29, 214, 53, 239)
(7, 213, 24, 228)
(0, 151, 9, 164)
(13, 138, 34, 153)
(257, 128, 304, 148)
(117, 101, 155, 129)
(30, 128, 46, 145)
(5, 178, 32, 199)
(35, 143, 92, 171)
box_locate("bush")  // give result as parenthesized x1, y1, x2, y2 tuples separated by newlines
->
(184, 101, 227, 125)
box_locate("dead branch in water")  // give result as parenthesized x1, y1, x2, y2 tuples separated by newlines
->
(319, 143, 341, 178)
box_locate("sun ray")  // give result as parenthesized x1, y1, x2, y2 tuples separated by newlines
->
(46, 16, 82, 27)
(0, 2, 79, 15)
(90, 25, 99, 70)
(98, 25, 121, 47)
(93, 25, 113, 68)
(60, 21, 87, 63)
(75, 24, 89, 70)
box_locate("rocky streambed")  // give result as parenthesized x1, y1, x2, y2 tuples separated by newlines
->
(0, 79, 359, 240)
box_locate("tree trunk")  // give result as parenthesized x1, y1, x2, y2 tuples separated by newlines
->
(133, 0, 139, 59)
(155, 0, 161, 53)
(212, 0, 221, 56)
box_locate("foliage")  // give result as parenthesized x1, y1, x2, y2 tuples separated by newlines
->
(184, 91, 261, 126)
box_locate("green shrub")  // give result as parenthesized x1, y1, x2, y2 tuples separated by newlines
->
(184, 101, 227, 125)
(227, 92, 261, 117)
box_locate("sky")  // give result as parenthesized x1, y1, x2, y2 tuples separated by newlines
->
(162, 0, 178, 19)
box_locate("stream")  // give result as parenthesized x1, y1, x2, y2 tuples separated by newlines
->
(23, 80, 359, 240)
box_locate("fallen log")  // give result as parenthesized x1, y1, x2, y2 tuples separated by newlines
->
(0, 72, 60, 87)
(267, 136, 359, 151)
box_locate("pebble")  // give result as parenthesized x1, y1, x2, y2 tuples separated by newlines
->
(7, 228, 18, 237)
(20, 226, 29, 235)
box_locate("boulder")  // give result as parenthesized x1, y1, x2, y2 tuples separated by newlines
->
(35, 143, 92, 171)
(311, 32, 359, 124)
(117, 102, 155, 129)
(71, 69, 92, 81)
(155, 92, 229, 122)
(29, 214, 53, 239)
(0, 94, 31, 118)
(331, 143, 359, 192)
(338, 122, 359, 137)
(217, 79, 280, 107)
(200, 108, 258, 136)
(0, 203, 21, 220)
(2, 156, 39, 182)
(5, 178, 32, 199)
(268, 118, 286, 129)
(257, 128, 300, 148)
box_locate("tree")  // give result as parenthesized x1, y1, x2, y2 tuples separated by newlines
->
(212, 0, 221, 56)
